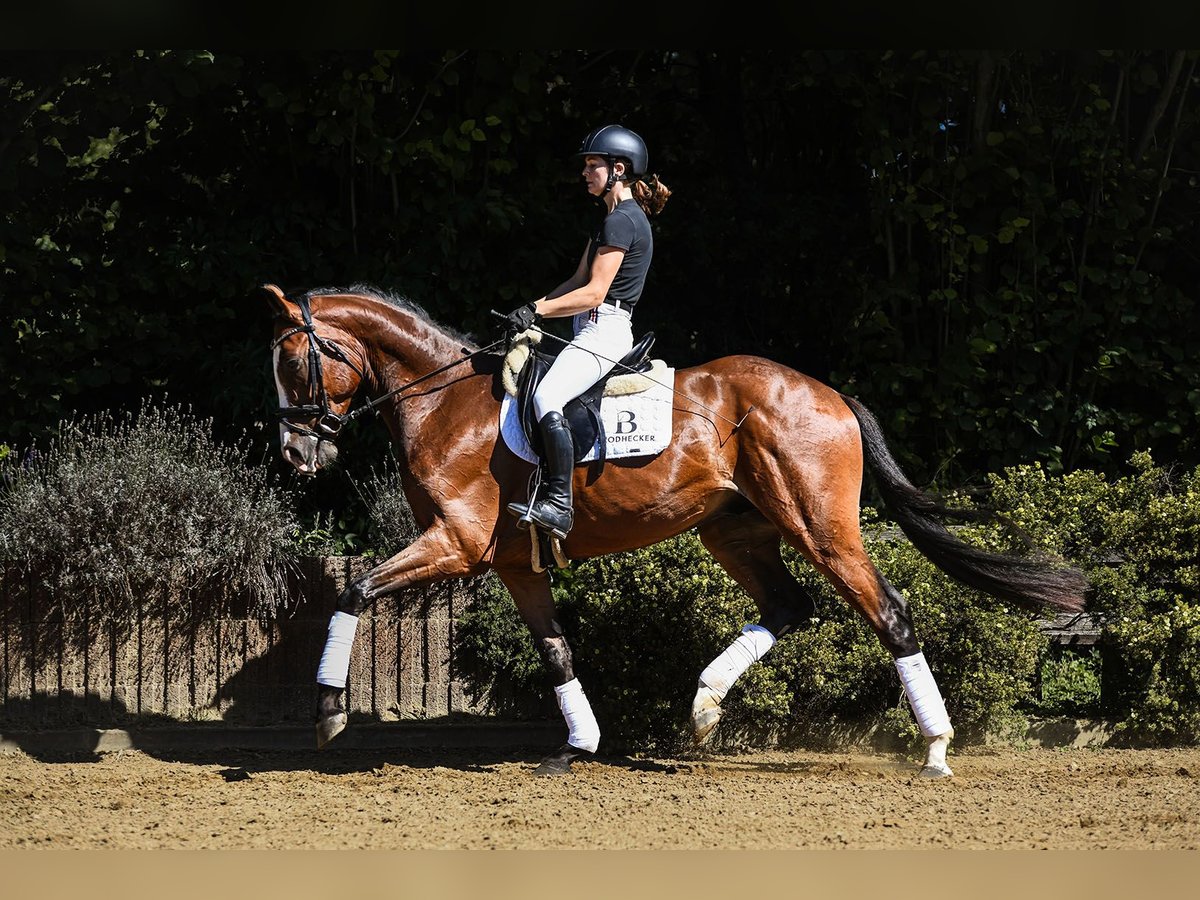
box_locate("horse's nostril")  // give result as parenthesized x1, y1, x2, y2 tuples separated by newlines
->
(283, 445, 304, 467)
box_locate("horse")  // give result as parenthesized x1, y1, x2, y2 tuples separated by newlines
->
(263, 282, 1090, 778)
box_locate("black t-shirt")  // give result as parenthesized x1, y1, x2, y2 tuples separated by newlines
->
(586, 199, 653, 309)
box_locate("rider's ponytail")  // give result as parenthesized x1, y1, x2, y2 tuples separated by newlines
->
(632, 175, 671, 217)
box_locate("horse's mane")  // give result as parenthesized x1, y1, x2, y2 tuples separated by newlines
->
(298, 282, 479, 350)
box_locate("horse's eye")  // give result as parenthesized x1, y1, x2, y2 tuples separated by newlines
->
(285, 356, 304, 371)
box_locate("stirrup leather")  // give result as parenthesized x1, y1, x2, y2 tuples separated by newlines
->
(530, 527, 570, 573)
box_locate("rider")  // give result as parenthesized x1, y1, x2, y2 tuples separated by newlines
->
(505, 124, 671, 538)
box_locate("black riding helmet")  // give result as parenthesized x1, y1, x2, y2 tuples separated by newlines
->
(575, 124, 648, 195)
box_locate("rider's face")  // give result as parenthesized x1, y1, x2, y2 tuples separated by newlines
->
(581, 155, 623, 195)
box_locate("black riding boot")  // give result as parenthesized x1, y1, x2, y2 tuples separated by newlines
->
(507, 411, 574, 539)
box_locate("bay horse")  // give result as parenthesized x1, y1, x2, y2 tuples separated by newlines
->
(263, 283, 1089, 777)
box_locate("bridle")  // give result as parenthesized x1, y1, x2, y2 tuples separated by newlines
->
(271, 293, 505, 444)
(271, 294, 368, 440)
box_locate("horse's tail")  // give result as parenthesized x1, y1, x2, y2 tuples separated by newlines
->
(841, 394, 1089, 614)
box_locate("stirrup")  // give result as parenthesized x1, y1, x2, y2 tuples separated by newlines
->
(508, 468, 543, 530)
(507, 500, 536, 529)
(526, 501, 573, 541)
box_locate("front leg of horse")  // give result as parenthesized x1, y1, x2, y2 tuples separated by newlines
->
(497, 570, 599, 776)
(315, 579, 371, 749)
(314, 529, 475, 749)
(531, 633, 600, 777)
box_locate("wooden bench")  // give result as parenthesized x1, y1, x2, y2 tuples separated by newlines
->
(1039, 612, 1106, 647)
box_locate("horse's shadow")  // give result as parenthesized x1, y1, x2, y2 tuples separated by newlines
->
(0, 701, 562, 774)
(1, 691, 717, 775)
(147, 745, 529, 776)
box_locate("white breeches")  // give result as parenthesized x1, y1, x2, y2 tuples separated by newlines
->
(533, 303, 633, 421)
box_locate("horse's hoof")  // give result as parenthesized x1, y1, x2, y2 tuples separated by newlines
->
(533, 757, 572, 777)
(316, 712, 347, 749)
(691, 706, 723, 744)
(920, 728, 953, 778)
(532, 744, 592, 776)
(690, 684, 723, 743)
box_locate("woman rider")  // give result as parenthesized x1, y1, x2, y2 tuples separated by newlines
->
(504, 124, 671, 539)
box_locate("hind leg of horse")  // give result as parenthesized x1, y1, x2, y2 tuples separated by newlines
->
(868, 570, 955, 777)
(744, 462, 955, 777)
(497, 569, 600, 776)
(788, 527, 954, 777)
(315, 526, 478, 748)
(691, 507, 819, 743)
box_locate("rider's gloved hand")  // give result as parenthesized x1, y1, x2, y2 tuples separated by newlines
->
(505, 302, 540, 333)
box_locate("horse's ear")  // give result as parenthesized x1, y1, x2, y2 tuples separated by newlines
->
(260, 283, 300, 320)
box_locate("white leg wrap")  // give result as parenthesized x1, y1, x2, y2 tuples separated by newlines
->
(698, 624, 777, 700)
(554, 678, 600, 753)
(316, 611, 359, 689)
(895, 651, 952, 737)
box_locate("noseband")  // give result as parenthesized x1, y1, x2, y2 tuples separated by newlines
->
(272, 295, 367, 440)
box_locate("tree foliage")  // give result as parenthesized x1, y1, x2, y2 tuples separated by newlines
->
(4, 50, 1200, 508)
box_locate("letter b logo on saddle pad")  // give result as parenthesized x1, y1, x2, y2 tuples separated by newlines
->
(500, 369, 675, 464)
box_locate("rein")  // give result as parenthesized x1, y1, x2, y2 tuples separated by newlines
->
(274, 294, 503, 438)
(345, 337, 505, 424)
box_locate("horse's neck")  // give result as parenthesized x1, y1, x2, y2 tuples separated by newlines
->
(333, 296, 492, 453)
(332, 296, 467, 392)
(373, 327, 465, 391)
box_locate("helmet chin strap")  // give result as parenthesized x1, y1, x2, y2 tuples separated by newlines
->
(600, 157, 623, 197)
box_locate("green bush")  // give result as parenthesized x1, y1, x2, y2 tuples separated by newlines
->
(1034, 647, 1103, 716)
(987, 453, 1200, 745)
(454, 535, 765, 744)
(454, 573, 553, 719)
(558, 535, 760, 753)
(0, 401, 299, 657)
(1110, 602, 1200, 744)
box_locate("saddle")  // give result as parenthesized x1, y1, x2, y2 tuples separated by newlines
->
(515, 331, 657, 465)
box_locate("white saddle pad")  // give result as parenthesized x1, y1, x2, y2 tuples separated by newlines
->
(500, 368, 676, 464)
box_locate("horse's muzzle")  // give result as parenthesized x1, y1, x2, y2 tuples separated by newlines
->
(281, 431, 339, 475)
